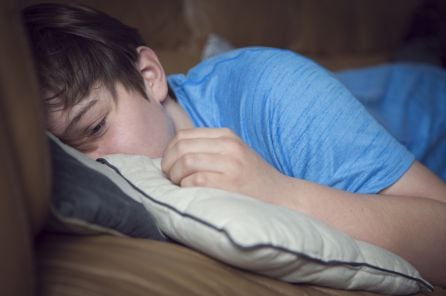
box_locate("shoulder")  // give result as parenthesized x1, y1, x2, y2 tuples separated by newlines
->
(205, 47, 300, 64)
(185, 47, 316, 80)
(170, 47, 334, 93)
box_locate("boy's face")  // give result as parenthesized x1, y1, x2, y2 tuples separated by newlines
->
(48, 82, 177, 159)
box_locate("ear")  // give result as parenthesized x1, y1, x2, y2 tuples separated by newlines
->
(136, 46, 168, 103)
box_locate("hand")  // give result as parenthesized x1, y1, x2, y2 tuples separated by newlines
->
(161, 128, 285, 202)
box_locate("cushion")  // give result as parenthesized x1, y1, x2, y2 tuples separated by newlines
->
(48, 134, 165, 241)
(98, 154, 433, 295)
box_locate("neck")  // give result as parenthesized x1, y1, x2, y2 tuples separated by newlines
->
(163, 95, 194, 131)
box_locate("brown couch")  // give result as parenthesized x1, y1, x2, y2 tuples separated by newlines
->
(1, 0, 445, 295)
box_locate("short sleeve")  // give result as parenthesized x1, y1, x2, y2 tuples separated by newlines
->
(235, 49, 415, 194)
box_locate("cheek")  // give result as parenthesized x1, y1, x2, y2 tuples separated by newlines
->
(99, 104, 175, 158)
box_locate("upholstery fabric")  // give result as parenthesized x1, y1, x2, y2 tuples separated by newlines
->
(37, 234, 440, 296)
(0, 0, 49, 295)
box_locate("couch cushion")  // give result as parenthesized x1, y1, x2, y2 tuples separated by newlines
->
(37, 233, 356, 296)
(36, 233, 446, 296)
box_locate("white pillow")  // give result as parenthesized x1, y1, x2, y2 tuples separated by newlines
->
(99, 154, 432, 295)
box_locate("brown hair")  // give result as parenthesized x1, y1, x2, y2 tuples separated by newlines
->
(22, 2, 149, 111)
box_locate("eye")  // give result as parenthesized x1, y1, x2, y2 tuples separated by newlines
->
(89, 117, 107, 137)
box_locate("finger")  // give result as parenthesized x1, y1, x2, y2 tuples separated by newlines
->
(175, 127, 235, 139)
(180, 171, 230, 190)
(164, 127, 236, 154)
(162, 136, 241, 173)
(167, 152, 238, 185)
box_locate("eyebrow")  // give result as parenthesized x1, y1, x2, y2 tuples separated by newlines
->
(61, 99, 98, 139)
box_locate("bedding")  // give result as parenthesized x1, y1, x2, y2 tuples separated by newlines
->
(335, 63, 446, 181)
(97, 153, 433, 295)
(48, 130, 433, 294)
(48, 134, 165, 240)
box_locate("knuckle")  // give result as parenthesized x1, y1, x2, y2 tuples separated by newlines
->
(176, 129, 187, 137)
(175, 141, 189, 155)
(181, 154, 196, 168)
(174, 129, 188, 141)
(191, 173, 208, 187)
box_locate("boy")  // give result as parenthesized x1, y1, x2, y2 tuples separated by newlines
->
(23, 3, 446, 285)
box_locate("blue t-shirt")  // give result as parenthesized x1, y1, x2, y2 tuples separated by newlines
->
(167, 47, 443, 193)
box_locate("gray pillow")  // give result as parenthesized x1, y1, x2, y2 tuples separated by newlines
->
(48, 134, 165, 241)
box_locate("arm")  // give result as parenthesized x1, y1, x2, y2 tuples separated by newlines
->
(162, 128, 446, 286)
(276, 162, 446, 286)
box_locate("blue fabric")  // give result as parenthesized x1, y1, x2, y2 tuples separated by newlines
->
(335, 64, 446, 181)
(167, 47, 418, 194)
